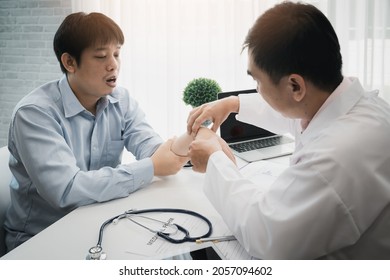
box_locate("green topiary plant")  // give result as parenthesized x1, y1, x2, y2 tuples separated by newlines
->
(183, 78, 222, 108)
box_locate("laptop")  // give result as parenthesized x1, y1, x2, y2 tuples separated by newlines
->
(218, 89, 295, 162)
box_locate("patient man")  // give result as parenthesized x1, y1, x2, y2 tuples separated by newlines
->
(4, 12, 188, 252)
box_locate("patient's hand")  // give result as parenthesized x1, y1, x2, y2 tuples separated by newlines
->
(151, 138, 189, 176)
(170, 132, 194, 157)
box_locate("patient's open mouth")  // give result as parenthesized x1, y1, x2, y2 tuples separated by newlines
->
(106, 76, 117, 87)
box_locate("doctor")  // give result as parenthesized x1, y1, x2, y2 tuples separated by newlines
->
(187, 2, 390, 259)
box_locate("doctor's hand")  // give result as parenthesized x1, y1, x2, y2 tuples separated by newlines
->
(187, 95, 240, 137)
(188, 128, 236, 173)
(151, 138, 189, 176)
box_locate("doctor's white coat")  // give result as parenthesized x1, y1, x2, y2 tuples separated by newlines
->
(204, 77, 390, 259)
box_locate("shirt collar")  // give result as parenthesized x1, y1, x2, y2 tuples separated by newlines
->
(299, 77, 365, 145)
(59, 75, 119, 118)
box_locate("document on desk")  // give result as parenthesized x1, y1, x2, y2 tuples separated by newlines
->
(239, 159, 288, 187)
(111, 210, 254, 259)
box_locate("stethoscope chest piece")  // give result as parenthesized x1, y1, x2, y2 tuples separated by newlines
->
(86, 246, 107, 260)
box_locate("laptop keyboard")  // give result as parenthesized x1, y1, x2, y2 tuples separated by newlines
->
(229, 136, 293, 153)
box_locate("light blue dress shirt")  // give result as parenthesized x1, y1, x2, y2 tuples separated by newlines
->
(5, 75, 163, 250)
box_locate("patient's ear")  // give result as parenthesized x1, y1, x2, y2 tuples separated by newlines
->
(289, 74, 306, 102)
(61, 53, 76, 73)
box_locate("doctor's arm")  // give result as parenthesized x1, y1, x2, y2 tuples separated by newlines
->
(202, 152, 360, 259)
(187, 95, 239, 136)
(187, 93, 294, 138)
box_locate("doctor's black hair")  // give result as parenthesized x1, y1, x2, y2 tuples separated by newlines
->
(243, 2, 343, 93)
(53, 12, 124, 73)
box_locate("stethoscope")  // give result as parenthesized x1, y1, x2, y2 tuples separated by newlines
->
(87, 208, 213, 260)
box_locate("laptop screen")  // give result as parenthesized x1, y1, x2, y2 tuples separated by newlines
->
(218, 89, 275, 143)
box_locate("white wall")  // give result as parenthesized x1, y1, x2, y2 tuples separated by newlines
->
(0, 0, 72, 147)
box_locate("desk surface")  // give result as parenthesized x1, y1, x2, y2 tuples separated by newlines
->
(1, 155, 289, 260)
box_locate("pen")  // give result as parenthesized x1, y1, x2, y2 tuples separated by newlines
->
(195, 235, 236, 244)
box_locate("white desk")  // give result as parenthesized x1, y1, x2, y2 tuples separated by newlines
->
(1, 154, 289, 260)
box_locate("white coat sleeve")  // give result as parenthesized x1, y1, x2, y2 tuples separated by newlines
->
(236, 93, 295, 135)
(203, 151, 360, 259)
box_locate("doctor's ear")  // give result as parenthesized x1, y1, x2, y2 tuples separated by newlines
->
(60, 53, 77, 73)
(289, 74, 306, 102)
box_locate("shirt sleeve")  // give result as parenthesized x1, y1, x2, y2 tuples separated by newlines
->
(9, 105, 156, 210)
(236, 93, 295, 135)
(203, 151, 360, 259)
(118, 89, 163, 160)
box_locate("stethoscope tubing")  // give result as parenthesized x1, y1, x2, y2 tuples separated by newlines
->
(95, 208, 213, 247)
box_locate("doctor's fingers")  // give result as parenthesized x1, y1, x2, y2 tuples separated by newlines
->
(187, 103, 222, 136)
(187, 151, 208, 173)
(188, 140, 217, 172)
(189, 156, 207, 173)
(186, 106, 209, 136)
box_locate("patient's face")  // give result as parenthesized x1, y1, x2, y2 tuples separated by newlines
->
(67, 42, 122, 107)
